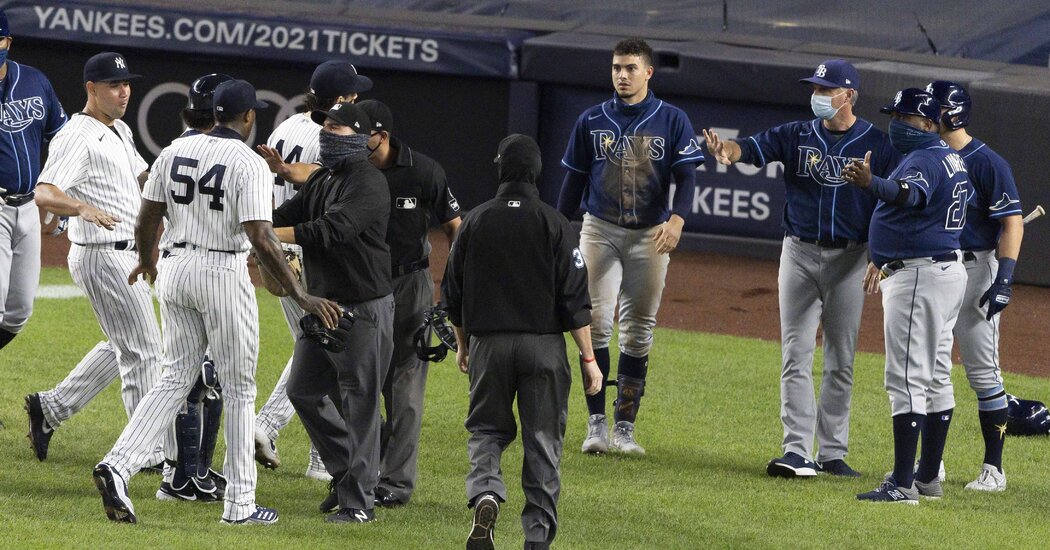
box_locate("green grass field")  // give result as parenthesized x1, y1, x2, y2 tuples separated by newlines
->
(2, 268, 1049, 548)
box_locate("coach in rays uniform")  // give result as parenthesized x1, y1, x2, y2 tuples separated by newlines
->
(445, 134, 601, 550)
(843, 88, 969, 504)
(704, 60, 900, 478)
(0, 9, 67, 353)
(93, 79, 340, 525)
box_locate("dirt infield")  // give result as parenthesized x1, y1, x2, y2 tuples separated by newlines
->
(40, 229, 1050, 378)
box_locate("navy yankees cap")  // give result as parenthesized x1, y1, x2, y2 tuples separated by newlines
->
(311, 101, 372, 133)
(0, 10, 10, 37)
(880, 88, 941, 122)
(188, 73, 234, 111)
(83, 52, 141, 83)
(310, 60, 373, 98)
(800, 59, 860, 89)
(356, 99, 394, 134)
(213, 79, 269, 114)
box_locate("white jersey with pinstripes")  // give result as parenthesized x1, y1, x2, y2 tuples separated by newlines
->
(266, 113, 320, 206)
(37, 114, 147, 244)
(143, 131, 273, 250)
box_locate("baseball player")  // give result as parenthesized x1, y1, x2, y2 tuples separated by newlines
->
(557, 38, 703, 455)
(704, 60, 900, 478)
(252, 59, 371, 481)
(843, 88, 970, 504)
(27, 53, 165, 466)
(920, 81, 1022, 492)
(444, 134, 601, 550)
(0, 9, 67, 352)
(92, 79, 341, 524)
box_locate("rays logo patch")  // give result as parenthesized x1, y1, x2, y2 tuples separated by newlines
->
(572, 247, 585, 269)
(678, 137, 704, 156)
(396, 197, 417, 209)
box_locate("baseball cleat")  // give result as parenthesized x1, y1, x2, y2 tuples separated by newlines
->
(913, 477, 943, 499)
(817, 459, 862, 477)
(610, 421, 645, 455)
(319, 480, 339, 513)
(222, 505, 279, 525)
(581, 414, 610, 454)
(254, 431, 281, 470)
(856, 478, 919, 504)
(156, 479, 222, 503)
(965, 464, 1006, 492)
(466, 494, 499, 550)
(374, 486, 406, 508)
(24, 393, 54, 461)
(766, 452, 817, 478)
(305, 449, 332, 481)
(325, 508, 376, 524)
(93, 463, 137, 523)
(913, 460, 946, 482)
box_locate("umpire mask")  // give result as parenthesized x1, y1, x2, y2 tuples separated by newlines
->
(494, 134, 542, 185)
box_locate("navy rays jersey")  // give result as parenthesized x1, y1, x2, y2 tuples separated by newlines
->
(958, 138, 1023, 251)
(561, 91, 704, 228)
(738, 118, 900, 242)
(0, 61, 67, 194)
(869, 139, 971, 267)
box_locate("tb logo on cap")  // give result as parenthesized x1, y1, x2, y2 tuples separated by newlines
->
(894, 91, 902, 105)
(815, 64, 827, 77)
(115, 57, 126, 69)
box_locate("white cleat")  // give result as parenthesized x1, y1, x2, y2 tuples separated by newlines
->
(610, 421, 645, 456)
(965, 464, 1006, 492)
(254, 430, 281, 470)
(305, 449, 333, 482)
(581, 414, 609, 454)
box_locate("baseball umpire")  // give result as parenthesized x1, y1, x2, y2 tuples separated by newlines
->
(444, 134, 602, 550)
(557, 38, 703, 455)
(0, 9, 67, 352)
(920, 80, 1023, 492)
(843, 88, 969, 504)
(704, 60, 900, 478)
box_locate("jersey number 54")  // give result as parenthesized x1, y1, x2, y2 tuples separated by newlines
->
(170, 156, 227, 212)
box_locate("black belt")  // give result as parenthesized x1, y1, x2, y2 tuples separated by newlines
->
(882, 251, 959, 273)
(392, 257, 429, 278)
(73, 240, 135, 251)
(791, 234, 854, 249)
(1, 191, 35, 207)
(963, 251, 977, 262)
(173, 242, 236, 254)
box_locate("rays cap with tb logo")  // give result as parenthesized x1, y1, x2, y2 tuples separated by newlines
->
(83, 52, 141, 83)
(799, 59, 860, 90)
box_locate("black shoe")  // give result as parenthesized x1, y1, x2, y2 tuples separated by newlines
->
(319, 479, 339, 513)
(374, 486, 406, 508)
(156, 478, 222, 503)
(524, 542, 551, 550)
(325, 508, 375, 523)
(466, 494, 499, 550)
(93, 463, 137, 523)
(24, 393, 54, 461)
(818, 459, 862, 477)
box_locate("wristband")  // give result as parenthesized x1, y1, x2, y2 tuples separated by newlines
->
(581, 356, 596, 363)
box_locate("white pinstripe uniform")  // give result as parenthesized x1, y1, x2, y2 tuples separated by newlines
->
(35, 114, 163, 464)
(254, 114, 321, 456)
(101, 128, 272, 521)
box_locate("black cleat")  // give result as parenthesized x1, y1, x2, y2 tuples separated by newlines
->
(325, 508, 375, 523)
(93, 463, 137, 523)
(466, 494, 499, 550)
(319, 479, 339, 513)
(374, 486, 406, 508)
(24, 393, 54, 461)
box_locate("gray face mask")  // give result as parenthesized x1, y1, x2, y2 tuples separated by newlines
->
(810, 90, 847, 120)
(318, 131, 370, 167)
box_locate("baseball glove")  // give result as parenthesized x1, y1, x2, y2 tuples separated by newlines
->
(1005, 394, 1050, 436)
(255, 249, 303, 297)
(285, 249, 303, 283)
(414, 306, 458, 362)
(300, 306, 355, 353)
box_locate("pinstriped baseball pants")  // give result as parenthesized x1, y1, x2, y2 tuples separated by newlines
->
(103, 249, 261, 521)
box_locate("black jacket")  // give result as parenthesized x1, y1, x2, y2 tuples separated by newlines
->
(442, 180, 591, 335)
(273, 154, 392, 304)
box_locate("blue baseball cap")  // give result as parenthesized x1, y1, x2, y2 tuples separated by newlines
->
(800, 59, 860, 89)
(0, 10, 10, 37)
(310, 101, 372, 133)
(83, 52, 141, 83)
(213, 80, 268, 114)
(880, 88, 941, 122)
(310, 60, 372, 98)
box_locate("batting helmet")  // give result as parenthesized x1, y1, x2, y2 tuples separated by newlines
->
(880, 88, 941, 124)
(299, 307, 355, 353)
(1006, 394, 1050, 436)
(925, 80, 972, 130)
(414, 307, 457, 362)
(188, 73, 234, 111)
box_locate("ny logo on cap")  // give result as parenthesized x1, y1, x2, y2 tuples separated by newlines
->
(115, 57, 126, 69)
(354, 121, 360, 128)
(332, 104, 342, 110)
(375, 121, 383, 127)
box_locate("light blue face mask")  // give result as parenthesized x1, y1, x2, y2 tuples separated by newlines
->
(810, 91, 847, 120)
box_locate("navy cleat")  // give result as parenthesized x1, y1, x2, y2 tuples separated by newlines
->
(24, 393, 54, 461)
(766, 452, 818, 478)
(818, 459, 862, 477)
(222, 505, 279, 525)
(857, 478, 919, 504)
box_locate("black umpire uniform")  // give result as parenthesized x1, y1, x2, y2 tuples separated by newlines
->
(273, 102, 394, 519)
(357, 100, 462, 506)
(443, 134, 591, 547)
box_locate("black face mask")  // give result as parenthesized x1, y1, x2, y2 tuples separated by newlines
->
(495, 134, 542, 184)
(318, 131, 370, 167)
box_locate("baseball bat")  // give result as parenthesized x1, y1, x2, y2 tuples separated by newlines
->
(1023, 205, 1045, 225)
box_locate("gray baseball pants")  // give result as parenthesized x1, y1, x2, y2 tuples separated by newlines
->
(0, 200, 39, 335)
